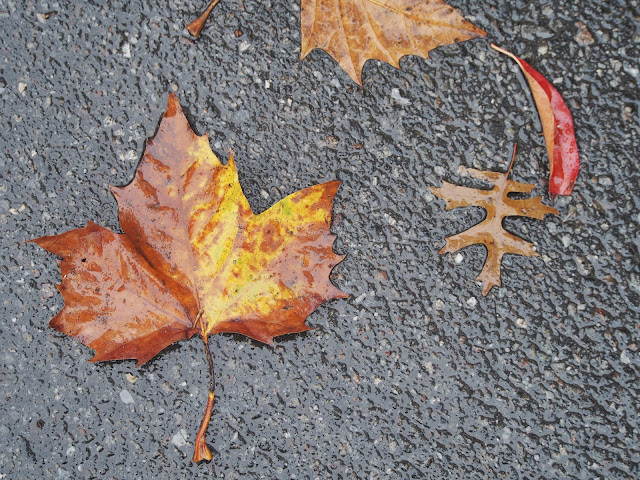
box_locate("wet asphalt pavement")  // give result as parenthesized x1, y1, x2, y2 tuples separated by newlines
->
(1, 0, 639, 478)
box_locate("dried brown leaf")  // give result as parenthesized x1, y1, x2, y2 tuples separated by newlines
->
(430, 149, 558, 295)
(300, 0, 487, 85)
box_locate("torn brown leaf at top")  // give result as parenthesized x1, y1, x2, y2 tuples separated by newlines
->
(300, 0, 486, 85)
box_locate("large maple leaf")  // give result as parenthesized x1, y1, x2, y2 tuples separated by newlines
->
(430, 146, 558, 296)
(32, 93, 347, 462)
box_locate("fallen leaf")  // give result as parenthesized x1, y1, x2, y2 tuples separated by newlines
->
(32, 93, 347, 462)
(186, 0, 485, 85)
(491, 44, 580, 196)
(301, 0, 486, 85)
(430, 145, 558, 296)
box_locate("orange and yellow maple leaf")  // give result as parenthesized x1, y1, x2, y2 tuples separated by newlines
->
(32, 93, 347, 461)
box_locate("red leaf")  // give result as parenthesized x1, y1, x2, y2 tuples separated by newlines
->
(491, 44, 580, 196)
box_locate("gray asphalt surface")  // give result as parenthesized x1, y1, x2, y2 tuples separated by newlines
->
(1, 0, 639, 478)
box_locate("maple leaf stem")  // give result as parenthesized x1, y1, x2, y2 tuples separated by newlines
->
(204, 336, 216, 394)
(193, 336, 216, 462)
(186, 0, 222, 38)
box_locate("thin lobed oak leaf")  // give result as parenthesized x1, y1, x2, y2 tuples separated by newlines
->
(31, 93, 347, 462)
(430, 147, 558, 296)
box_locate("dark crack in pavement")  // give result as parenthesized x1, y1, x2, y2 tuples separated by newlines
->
(1, 0, 639, 478)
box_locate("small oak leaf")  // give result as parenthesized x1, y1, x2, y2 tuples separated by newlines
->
(430, 148, 558, 296)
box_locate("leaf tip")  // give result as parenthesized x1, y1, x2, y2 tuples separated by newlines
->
(300, 44, 313, 61)
(323, 179, 342, 199)
(477, 271, 500, 296)
(49, 311, 64, 330)
(489, 43, 507, 55)
(165, 92, 181, 118)
(490, 43, 522, 67)
(27, 236, 40, 246)
(335, 290, 349, 300)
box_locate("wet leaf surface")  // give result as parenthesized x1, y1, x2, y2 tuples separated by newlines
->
(430, 148, 559, 295)
(491, 44, 580, 196)
(301, 0, 486, 85)
(31, 93, 347, 462)
(187, 0, 485, 85)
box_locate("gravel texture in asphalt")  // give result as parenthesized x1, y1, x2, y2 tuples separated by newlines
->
(1, 0, 639, 478)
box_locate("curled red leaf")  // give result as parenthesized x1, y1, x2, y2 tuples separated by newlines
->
(491, 44, 580, 196)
